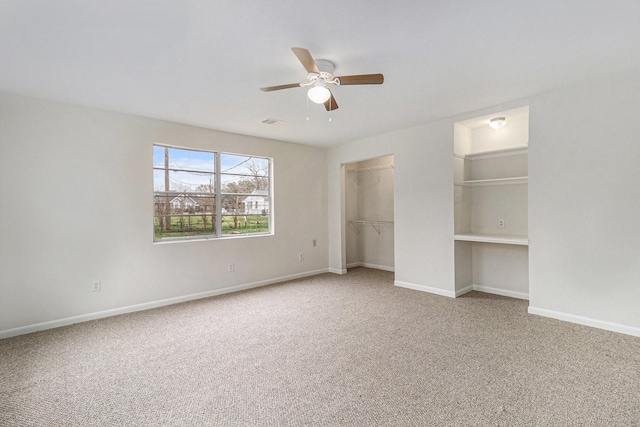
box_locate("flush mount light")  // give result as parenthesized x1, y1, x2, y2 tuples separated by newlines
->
(489, 117, 507, 129)
(307, 85, 331, 104)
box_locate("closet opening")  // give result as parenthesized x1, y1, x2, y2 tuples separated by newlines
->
(344, 154, 395, 272)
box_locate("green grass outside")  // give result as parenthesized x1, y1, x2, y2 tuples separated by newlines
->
(154, 215, 269, 239)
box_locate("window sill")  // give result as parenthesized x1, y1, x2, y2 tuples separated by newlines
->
(153, 232, 273, 244)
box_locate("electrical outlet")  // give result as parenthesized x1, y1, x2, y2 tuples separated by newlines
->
(498, 219, 505, 228)
(313, 239, 317, 247)
(298, 253, 304, 261)
(92, 280, 101, 292)
(228, 262, 235, 272)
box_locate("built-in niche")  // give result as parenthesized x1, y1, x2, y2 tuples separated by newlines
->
(454, 106, 529, 299)
(345, 155, 394, 272)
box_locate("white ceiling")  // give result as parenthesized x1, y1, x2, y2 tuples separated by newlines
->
(2, 1, 640, 148)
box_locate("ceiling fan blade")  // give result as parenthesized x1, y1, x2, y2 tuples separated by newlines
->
(260, 83, 301, 92)
(291, 47, 319, 74)
(324, 91, 339, 111)
(336, 74, 384, 85)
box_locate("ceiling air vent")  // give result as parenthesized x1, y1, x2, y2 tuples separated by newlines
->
(261, 118, 285, 125)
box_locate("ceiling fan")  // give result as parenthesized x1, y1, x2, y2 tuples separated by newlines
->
(260, 47, 384, 111)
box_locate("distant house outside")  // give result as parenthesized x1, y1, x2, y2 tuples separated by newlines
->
(243, 190, 269, 215)
(170, 195, 200, 211)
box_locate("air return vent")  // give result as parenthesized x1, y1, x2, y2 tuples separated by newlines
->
(261, 118, 285, 125)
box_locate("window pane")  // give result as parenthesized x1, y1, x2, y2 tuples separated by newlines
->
(153, 145, 271, 241)
(154, 214, 217, 240)
(220, 154, 267, 175)
(154, 193, 216, 240)
(153, 145, 217, 241)
(220, 154, 269, 196)
(220, 154, 270, 236)
(154, 146, 215, 194)
(154, 146, 215, 173)
(154, 170, 215, 193)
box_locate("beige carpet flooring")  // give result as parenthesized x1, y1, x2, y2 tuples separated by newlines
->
(1, 267, 639, 426)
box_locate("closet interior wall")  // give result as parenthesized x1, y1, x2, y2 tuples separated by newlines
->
(346, 155, 394, 272)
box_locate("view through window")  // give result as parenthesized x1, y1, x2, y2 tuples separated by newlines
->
(153, 145, 271, 241)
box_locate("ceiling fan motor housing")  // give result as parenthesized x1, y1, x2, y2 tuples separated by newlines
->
(308, 60, 339, 86)
(315, 59, 335, 75)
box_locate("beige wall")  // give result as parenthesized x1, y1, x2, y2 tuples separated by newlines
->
(3, 72, 640, 338)
(528, 75, 640, 335)
(0, 92, 328, 335)
(330, 74, 640, 336)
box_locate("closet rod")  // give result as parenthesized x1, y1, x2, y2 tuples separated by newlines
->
(347, 164, 394, 174)
(349, 220, 394, 235)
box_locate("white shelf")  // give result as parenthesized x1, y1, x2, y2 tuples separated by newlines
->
(454, 176, 528, 187)
(454, 146, 528, 160)
(350, 220, 394, 225)
(347, 164, 394, 174)
(455, 233, 529, 246)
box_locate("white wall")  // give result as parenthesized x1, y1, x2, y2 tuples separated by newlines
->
(345, 162, 360, 267)
(328, 122, 456, 296)
(528, 75, 640, 335)
(0, 92, 328, 336)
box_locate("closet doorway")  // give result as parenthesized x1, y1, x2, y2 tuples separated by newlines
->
(345, 155, 395, 272)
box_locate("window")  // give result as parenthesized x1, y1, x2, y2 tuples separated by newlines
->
(153, 145, 271, 241)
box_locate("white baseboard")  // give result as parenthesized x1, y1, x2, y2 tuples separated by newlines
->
(328, 267, 347, 275)
(528, 306, 640, 338)
(0, 268, 329, 340)
(347, 262, 394, 272)
(396, 282, 529, 300)
(472, 284, 529, 300)
(452, 284, 529, 300)
(455, 285, 474, 297)
(394, 280, 456, 298)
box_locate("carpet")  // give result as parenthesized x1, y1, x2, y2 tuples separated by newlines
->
(1, 267, 639, 426)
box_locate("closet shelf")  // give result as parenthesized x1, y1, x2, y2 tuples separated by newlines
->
(454, 145, 528, 160)
(454, 176, 528, 187)
(455, 233, 529, 246)
(347, 164, 394, 174)
(349, 220, 394, 235)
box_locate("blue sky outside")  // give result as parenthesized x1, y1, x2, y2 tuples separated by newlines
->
(153, 146, 269, 192)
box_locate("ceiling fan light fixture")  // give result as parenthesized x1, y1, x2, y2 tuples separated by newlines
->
(489, 117, 507, 129)
(307, 85, 331, 104)
(261, 47, 383, 112)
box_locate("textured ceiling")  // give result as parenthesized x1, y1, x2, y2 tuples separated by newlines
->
(2, 0, 640, 147)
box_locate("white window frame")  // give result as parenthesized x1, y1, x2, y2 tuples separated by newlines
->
(153, 144, 273, 242)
